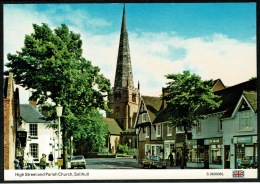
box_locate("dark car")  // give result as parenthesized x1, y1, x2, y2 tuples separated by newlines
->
(70, 155, 86, 169)
(140, 156, 167, 169)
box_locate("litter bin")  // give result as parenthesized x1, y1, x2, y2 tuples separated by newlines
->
(57, 158, 63, 167)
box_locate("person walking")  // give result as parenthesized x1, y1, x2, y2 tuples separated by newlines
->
(26, 152, 34, 169)
(16, 152, 24, 170)
(40, 154, 46, 170)
(168, 152, 174, 167)
(48, 152, 54, 168)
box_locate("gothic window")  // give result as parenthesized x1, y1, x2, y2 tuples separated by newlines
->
(132, 93, 136, 102)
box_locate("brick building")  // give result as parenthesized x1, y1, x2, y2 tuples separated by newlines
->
(4, 72, 20, 169)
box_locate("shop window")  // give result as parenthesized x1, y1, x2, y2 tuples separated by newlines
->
(29, 124, 38, 137)
(239, 110, 252, 130)
(187, 146, 204, 163)
(210, 145, 223, 165)
(236, 144, 256, 169)
(156, 124, 161, 137)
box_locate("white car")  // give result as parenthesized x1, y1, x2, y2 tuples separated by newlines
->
(70, 155, 86, 169)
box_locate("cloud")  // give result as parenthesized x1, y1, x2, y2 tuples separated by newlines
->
(4, 5, 256, 104)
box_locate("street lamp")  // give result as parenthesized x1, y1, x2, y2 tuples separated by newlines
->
(56, 104, 63, 169)
(136, 128, 139, 165)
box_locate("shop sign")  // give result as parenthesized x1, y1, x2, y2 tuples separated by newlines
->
(209, 138, 222, 145)
(237, 136, 252, 143)
(187, 140, 197, 145)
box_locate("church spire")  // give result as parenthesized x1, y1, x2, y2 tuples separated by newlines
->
(114, 4, 134, 89)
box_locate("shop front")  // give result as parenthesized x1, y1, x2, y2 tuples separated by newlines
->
(186, 139, 204, 168)
(207, 138, 223, 169)
(234, 135, 257, 169)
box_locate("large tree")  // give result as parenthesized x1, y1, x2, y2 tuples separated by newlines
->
(5, 23, 111, 169)
(163, 70, 221, 169)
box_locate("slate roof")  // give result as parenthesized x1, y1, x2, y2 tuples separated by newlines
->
(196, 78, 257, 119)
(103, 118, 122, 135)
(142, 96, 163, 122)
(20, 104, 46, 123)
(154, 78, 257, 123)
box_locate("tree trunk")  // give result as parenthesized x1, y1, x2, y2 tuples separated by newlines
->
(62, 129, 69, 169)
(181, 129, 188, 169)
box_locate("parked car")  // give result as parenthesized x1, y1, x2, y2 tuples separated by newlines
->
(140, 156, 167, 169)
(70, 155, 86, 169)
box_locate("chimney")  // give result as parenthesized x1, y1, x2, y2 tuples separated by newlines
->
(29, 100, 37, 108)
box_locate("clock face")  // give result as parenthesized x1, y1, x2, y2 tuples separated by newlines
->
(115, 106, 120, 112)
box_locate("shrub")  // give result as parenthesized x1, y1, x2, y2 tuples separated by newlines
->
(116, 144, 129, 154)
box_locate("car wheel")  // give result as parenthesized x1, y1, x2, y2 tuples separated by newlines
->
(71, 166, 74, 169)
(162, 166, 166, 169)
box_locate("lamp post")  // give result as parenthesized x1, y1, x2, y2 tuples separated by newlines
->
(129, 139, 131, 149)
(56, 104, 63, 169)
(136, 128, 139, 165)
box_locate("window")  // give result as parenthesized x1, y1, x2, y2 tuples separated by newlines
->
(239, 110, 252, 130)
(142, 114, 147, 122)
(156, 124, 161, 137)
(145, 126, 150, 138)
(132, 93, 136, 102)
(176, 126, 184, 133)
(196, 121, 201, 134)
(210, 144, 223, 165)
(29, 124, 38, 137)
(30, 143, 38, 159)
(218, 120, 223, 132)
(167, 124, 172, 136)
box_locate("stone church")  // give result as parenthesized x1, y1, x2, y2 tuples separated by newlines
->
(104, 5, 140, 153)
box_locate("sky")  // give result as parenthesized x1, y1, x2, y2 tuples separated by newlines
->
(3, 3, 256, 105)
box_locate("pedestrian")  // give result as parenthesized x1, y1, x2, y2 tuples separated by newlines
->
(26, 152, 34, 169)
(16, 152, 24, 170)
(14, 158, 20, 169)
(168, 152, 174, 167)
(40, 154, 46, 170)
(48, 152, 54, 167)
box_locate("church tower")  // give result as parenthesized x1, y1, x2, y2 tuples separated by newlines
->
(107, 5, 140, 132)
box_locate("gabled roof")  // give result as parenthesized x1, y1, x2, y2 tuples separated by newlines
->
(231, 91, 257, 118)
(196, 78, 257, 119)
(212, 79, 226, 92)
(142, 96, 162, 122)
(243, 91, 257, 112)
(103, 118, 122, 135)
(20, 104, 46, 123)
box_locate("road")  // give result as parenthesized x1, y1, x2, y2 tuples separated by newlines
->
(85, 157, 140, 169)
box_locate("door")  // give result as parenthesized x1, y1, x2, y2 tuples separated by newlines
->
(204, 145, 209, 169)
(224, 145, 230, 169)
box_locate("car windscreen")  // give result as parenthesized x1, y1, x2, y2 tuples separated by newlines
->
(150, 156, 161, 161)
(72, 156, 84, 160)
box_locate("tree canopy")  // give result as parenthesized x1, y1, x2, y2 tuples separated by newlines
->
(5, 23, 111, 168)
(163, 70, 221, 131)
(163, 71, 222, 168)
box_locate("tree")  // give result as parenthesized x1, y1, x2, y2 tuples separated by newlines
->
(5, 23, 111, 169)
(163, 71, 221, 169)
